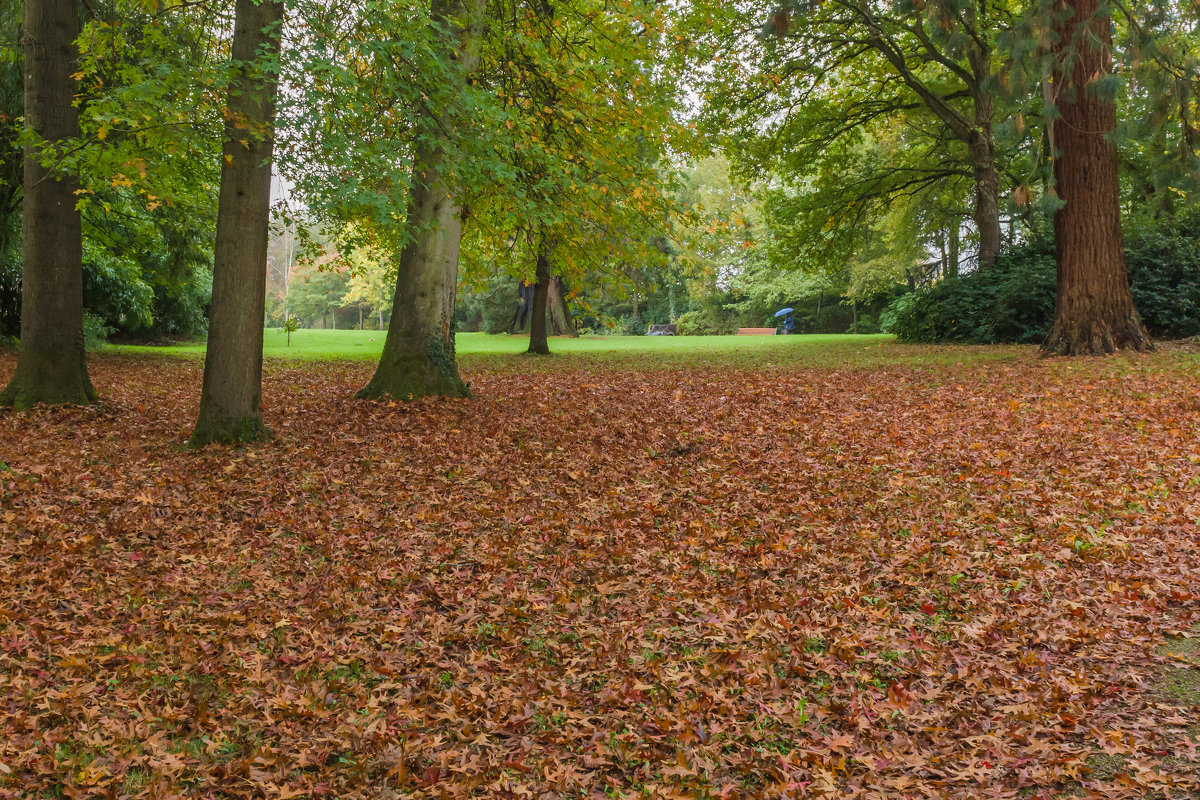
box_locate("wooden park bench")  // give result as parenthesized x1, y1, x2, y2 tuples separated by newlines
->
(736, 327, 778, 336)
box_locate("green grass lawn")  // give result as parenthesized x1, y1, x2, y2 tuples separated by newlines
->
(119, 329, 893, 359)
(115, 329, 1034, 370)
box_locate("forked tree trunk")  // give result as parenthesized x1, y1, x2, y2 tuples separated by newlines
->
(1042, 0, 1151, 356)
(547, 276, 575, 337)
(190, 0, 284, 446)
(527, 242, 552, 355)
(509, 281, 533, 333)
(1, 0, 96, 409)
(357, 0, 483, 401)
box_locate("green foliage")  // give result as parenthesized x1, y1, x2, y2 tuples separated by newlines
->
(1126, 210, 1200, 338)
(280, 315, 300, 347)
(886, 210, 1200, 343)
(82, 311, 115, 351)
(883, 245, 1062, 345)
(675, 308, 730, 336)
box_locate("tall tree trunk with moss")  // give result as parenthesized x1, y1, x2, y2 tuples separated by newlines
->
(190, 0, 283, 446)
(1041, 0, 1151, 356)
(0, 0, 95, 409)
(358, 0, 484, 400)
(527, 240, 553, 355)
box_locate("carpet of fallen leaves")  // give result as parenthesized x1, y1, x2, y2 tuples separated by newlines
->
(1, 344, 1199, 800)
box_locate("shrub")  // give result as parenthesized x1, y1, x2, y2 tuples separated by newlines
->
(83, 310, 114, 351)
(676, 309, 728, 336)
(885, 212, 1200, 343)
(1126, 212, 1200, 338)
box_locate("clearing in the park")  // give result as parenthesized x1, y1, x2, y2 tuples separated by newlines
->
(1, 336, 1197, 798)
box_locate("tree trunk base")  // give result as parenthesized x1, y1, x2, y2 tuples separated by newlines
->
(357, 338, 469, 400)
(188, 410, 268, 448)
(1041, 313, 1154, 356)
(525, 343, 551, 356)
(0, 345, 96, 410)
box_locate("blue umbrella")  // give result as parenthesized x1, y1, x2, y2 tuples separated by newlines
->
(774, 308, 795, 318)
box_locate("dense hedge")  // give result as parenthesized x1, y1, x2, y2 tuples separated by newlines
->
(884, 212, 1200, 343)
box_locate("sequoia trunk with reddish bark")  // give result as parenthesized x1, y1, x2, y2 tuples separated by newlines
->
(1042, 0, 1151, 356)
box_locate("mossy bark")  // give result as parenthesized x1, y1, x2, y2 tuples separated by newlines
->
(1, 0, 96, 410)
(967, 42, 1001, 271)
(526, 241, 553, 355)
(547, 276, 577, 337)
(1041, 0, 1152, 357)
(357, 0, 483, 401)
(189, 0, 283, 446)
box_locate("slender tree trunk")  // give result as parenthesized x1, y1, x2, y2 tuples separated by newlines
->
(358, 0, 483, 400)
(1, 0, 95, 409)
(968, 92, 1002, 270)
(527, 241, 552, 355)
(190, 0, 283, 446)
(1042, 0, 1151, 356)
(947, 222, 960, 278)
(852, 299, 858, 335)
(547, 275, 576, 336)
(937, 230, 947, 279)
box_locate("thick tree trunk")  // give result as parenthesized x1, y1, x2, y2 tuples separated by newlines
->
(1042, 0, 1151, 356)
(358, 0, 483, 400)
(0, 0, 95, 409)
(527, 242, 552, 355)
(547, 275, 576, 337)
(190, 0, 283, 446)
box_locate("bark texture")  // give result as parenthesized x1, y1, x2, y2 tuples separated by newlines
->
(357, 0, 484, 401)
(509, 281, 534, 334)
(526, 242, 552, 355)
(1042, 0, 1151, 356)
(190, 0, 283, 446)
(967, 47, 1002, 270)
(546, 276, 576, 337)
(0, 0, 96, 410)
(947, 223, 960, 279)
